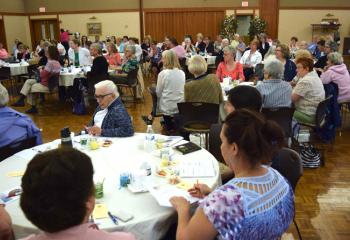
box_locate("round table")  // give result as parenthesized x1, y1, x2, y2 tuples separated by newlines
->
(2, 62, 29, 76)
(59, 66, 116, 87)
(0, 133, 220, 240)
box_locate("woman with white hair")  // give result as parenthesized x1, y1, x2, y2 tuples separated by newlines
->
(112, 45, 139, 85)
(86, 80, 133, 137)
(321, 52, 350, 103)
(185, 55, 222, 104)
(256, 56, 292, 108)
(216, 46, 244, 82)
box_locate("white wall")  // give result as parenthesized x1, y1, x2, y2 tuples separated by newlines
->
(3, 16, 31, 53)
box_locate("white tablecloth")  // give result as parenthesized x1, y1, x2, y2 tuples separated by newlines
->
(0, 133, 220, 240)
(186, 55, 216, 66)
(1, 62, 29, 76)
(59, 66, 116, 87)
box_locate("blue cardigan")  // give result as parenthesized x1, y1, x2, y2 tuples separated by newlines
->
(89, 97, 134, 137)
(284, 59, 297, 82)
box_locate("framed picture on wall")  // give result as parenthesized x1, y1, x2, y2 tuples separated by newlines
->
(87, 23, 102, 35)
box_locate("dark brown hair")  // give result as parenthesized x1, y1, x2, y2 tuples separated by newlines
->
(47, 45, 59, 61)
(296, 57, 314, 72)
(20, 148, 94, 233)
(223, 109, 284, 165)
(276, 43, 290, 59)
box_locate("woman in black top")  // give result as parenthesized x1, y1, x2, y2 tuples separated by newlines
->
(195, 33, 206, 53)
(204, 36, 215, 55)
(258, 33, 270, 59)
(89, 43, 109, 77)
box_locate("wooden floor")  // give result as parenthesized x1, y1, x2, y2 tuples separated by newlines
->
(7, 78, 350, 240)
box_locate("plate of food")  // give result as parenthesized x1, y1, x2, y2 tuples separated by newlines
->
(102, 139, 113, 147)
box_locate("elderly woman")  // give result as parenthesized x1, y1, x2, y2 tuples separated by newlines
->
(105, 42, 121, 67)
(185, 55, 223, 104)
(12, 46, 61, 113)
(89, 43, 109, 78)
(20, 148, 135, 240)
(256, 56, 292, 108)
(183, 35, 196, 54)
(87, 80, 133, 137)
(195, 33, 206, 53)
(292, 57, 325, 124)
(258, 33, 270, 58)
(289, 36, 299, 58)
(314, 41, 338, 76)
(240, 40, 262, 80)
(216, 46, 244, 82)
(321, 52, 350, 103)
(112, 45, 139, 86)
(156, 50, 185, 131)
(170, 109, 294, 240)
(275, 44, 296, 81)
(203, 36, 214, 55)
(235, 36, 246, 61)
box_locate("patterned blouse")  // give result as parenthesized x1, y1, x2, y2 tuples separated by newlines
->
(199, 166, 294, 240)
(122, 56, 139, 74)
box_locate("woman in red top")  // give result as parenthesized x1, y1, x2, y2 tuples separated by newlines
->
(105, 42, 121, 67)
(216, 46, 245, 82)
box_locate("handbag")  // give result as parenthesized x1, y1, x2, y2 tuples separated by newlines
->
(299, 143, 321, 168)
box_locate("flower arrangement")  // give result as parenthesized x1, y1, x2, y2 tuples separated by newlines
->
(249, 16, 267, 40)
(220, 15, 238, 40)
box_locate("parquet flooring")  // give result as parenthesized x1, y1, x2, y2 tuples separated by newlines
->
(7, 78, 350, 240)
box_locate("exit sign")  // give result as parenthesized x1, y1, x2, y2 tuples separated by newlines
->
(39, 7, 46, 12)
(242, 1, 249, 7)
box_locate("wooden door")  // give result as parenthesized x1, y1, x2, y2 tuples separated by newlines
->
(0, 19, 7, 50)
(259, 0, 279, 39)
(30, 19, 59, 50)
(145, 10, 225, 43)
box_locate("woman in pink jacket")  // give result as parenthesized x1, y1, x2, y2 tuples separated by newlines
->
(320, 52, 350, 103)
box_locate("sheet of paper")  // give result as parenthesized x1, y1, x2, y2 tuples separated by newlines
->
(7, 171, 25, 177)
(0, 187, 22, 204)
(93, 203, 109, 219)
(179, 159, 216, 178)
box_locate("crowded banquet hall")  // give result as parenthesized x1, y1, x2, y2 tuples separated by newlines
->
(1, 0, 350, 239)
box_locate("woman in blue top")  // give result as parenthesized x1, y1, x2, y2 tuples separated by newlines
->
(170, 109, 294, 240)
(276, 43, 297, 82)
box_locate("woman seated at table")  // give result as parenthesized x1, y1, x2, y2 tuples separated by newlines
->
(17, 44, 31, 61)
(68, 39, 92, 67)
(240, 40, 262, 80)
(203, 36, 214, 55)
(320, 52, 350, 103)
(156, 50, 185, 132)
(0, 43, 9, 60)
(105, 42, 122, 67)
(292, 57, 325, 124)
(88, 43, 109, 80)
(185, 55, 223, 104)
(149, 40, 162, 81)
(216, 46, 245, 82)
(12, 46, 61, 114)
(20, 148, 135, 240)
(275, 44, 296, 81)
(141, 35, 151, 60)
(195, 33, 206, 53)
(170, 109, 294, 240)
(111, 45, 139, 86)
(182, 35, 196, 54)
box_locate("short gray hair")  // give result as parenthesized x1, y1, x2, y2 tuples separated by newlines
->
(188, 55, 207, 76)
(327, 52, 343, 65)
(325, 41, 338, 52)
(125, 45, 136, 54)
(94, 80, 119, 98)
(0, 83, 9, 107)
(263, 56, 285, 79)
(223, 46, 236, 57)
(90, 43, 102, 55)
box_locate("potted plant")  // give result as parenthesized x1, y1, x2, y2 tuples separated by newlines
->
(249, 16, 267, 40)
(220, 14, 238, 40)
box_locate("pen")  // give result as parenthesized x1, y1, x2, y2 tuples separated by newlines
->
(108, 211, 118, 225)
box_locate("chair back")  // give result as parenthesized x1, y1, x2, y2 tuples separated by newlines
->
(254, 63, 264, 80)
(48, 73, 60, 92)
(315, 95, 332, 128)
(177, 102, 219, 129)
(126, 67, 139, 86)
(0, 136, 37, 162)
(262, 107, 295, 138)
(271, 147, 303, 192)
(0, 67, 11, 80)
(209, 124, 224, 163)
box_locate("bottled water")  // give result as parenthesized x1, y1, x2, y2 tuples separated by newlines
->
(144, 125, 155, 152)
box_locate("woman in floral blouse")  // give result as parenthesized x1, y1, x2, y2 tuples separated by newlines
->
(112, 45, 139, 85)
(170, 109, 295, 240)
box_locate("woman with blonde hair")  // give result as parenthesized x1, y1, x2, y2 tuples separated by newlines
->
(195, 33, 206, 53)
(105, 42, 121, 67)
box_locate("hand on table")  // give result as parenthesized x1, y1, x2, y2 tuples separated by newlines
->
(188, 183, 212, 199)
(86, 125, 102, 136)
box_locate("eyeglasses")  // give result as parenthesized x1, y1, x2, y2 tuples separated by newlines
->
(94, 93, 113, 99)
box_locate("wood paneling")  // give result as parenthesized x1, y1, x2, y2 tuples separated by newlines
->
(0, 19, 7, 49)
(145, 11, 225, 43)
(30, 19, 59, 49)
(259, 0, 279, 39)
